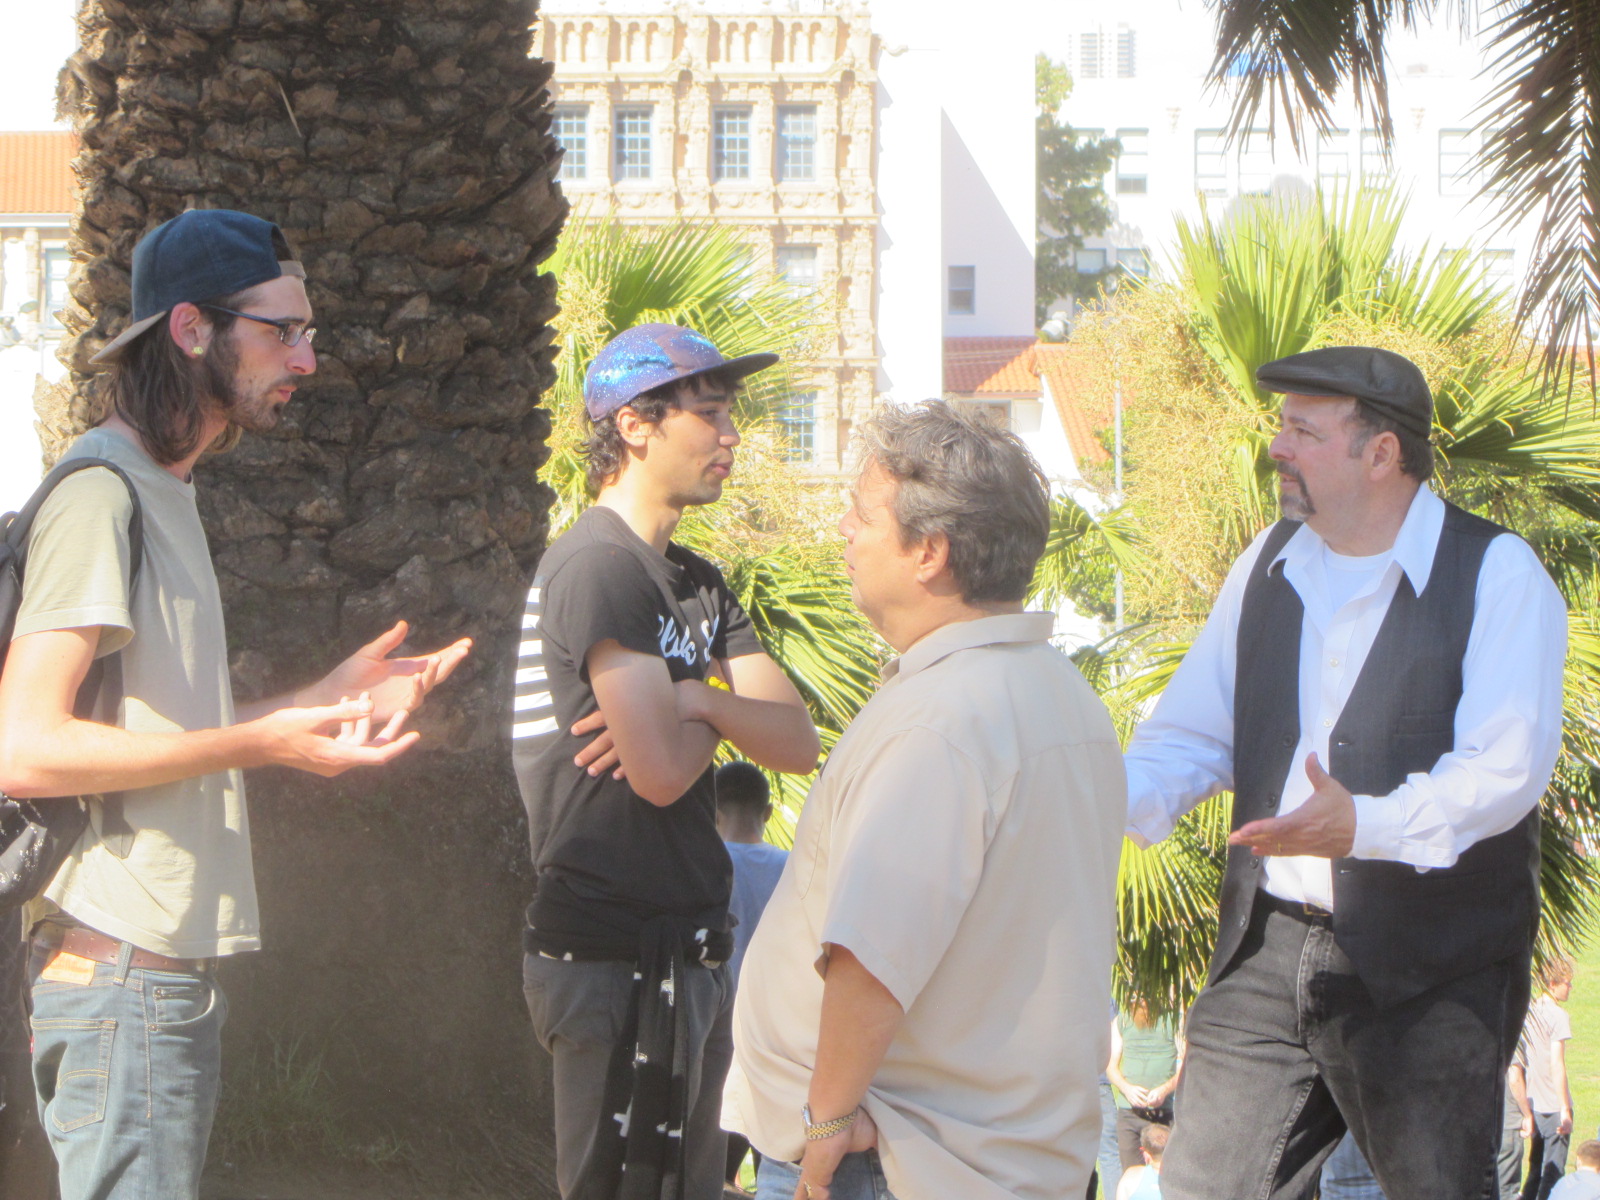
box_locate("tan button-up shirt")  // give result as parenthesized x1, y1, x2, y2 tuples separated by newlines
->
(725, 613, 1126, 1199)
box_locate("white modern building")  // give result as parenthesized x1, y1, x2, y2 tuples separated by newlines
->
(1035, 0, 1540, 308)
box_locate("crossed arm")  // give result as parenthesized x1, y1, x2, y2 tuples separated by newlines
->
(0, 619, 471, 798)
(577, 640, 819, 806)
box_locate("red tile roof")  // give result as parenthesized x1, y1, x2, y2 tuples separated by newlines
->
(0, 131, 77, 216)
(1033, 342, 1137, 466)
(944, 336, 1039, 396)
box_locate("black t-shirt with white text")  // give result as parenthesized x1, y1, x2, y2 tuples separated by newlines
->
(510, 506, 763, 958)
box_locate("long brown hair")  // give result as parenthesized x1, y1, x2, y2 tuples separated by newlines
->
(99, 295, 243, 465)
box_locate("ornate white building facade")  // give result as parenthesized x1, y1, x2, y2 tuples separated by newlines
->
(533, 5, 881, 473)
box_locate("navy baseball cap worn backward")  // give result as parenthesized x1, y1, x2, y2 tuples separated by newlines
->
(90, 209, 306, 365)
(1255, 346, 1433, 439)
(583, 323, 779, 419)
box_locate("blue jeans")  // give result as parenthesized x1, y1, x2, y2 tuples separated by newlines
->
(755, 1150, 899, 1200)
(1096, 1079, 1122, 1197)
(30, 943, 226, 1200)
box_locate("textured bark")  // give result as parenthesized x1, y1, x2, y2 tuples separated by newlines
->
(51, 1, 566, 1190)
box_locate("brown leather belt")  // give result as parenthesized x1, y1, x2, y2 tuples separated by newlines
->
(34, 926, 207, 974)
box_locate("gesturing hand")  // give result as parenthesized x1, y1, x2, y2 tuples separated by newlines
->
(255, 693, 419, 776)
(314, 621, 472, 721)
(1228, 753, 1357, 859)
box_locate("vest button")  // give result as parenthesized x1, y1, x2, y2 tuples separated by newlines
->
(1281, 735, 1294, 747)
(1249, 857, 1261, 868)
(1238, 916, 1248, 928)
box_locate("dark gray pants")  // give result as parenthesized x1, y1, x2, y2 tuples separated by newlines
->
(523, 953, 733, 1200)
(1521, 1110, 1570, 1200)
(1162, 892, 1524, 1200)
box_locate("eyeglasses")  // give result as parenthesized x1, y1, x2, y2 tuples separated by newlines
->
(199, 305, 318, 347)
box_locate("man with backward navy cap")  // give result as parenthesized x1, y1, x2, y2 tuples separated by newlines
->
(510, 324, 819, 1198)
(0, 209, 472, 1198)
(1122, 346, 1567, 1198)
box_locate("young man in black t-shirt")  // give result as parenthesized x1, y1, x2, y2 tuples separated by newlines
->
(512, 323, 820, 1200)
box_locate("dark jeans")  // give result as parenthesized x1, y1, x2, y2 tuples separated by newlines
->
(1162, 891, 1524, 1200)
(1521, 1110, 1570, 1200)
(523, 953, 733, 1200)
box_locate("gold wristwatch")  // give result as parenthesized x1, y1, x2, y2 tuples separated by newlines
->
(802, 1103, 858, 1141)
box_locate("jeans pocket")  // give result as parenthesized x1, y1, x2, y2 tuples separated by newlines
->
(150, 974, 222, 1030)
(32, 1018, 116, 1133)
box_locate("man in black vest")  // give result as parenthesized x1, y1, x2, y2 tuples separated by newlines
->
(1124, 347, 1567, 1199)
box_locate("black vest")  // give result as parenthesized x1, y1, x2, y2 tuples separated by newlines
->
(1214, 502, 1540, 1009)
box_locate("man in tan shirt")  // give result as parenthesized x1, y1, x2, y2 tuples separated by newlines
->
(724, 402, 1126, 1200)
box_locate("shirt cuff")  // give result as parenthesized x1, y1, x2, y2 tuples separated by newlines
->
(1349, 792, 1402, 861)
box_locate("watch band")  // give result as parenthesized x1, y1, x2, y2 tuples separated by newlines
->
(802, 1103, 858, 1141)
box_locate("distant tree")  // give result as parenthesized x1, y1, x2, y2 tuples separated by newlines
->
(1035, 53, 1118, 325)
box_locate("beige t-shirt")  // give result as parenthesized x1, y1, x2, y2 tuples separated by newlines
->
(16, 426, 259, 958)
(725, 613, 1126, 1200)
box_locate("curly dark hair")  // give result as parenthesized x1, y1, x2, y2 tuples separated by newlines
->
(580, 370, 741, 494)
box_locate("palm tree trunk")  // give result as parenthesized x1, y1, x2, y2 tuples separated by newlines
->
(52, 1, 566, 1189)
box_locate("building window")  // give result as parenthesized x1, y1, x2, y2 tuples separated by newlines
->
(1116, 28, 1137, 78)
(42, 248, 71, 332)
(778, 392, 817, 463)
(1076, 247, 1108, 274)
(777, 105, 817, 181)
(777, 245, 818, 292)
(1239, 129, 1274, 194)
(712, 106, 752, 181)
(1079, 31, 1102, 80)
(1116, 247, 1148, 277)
(1439, 129, 1475, 196)
(554, 105, 588, 180)
(1317, 128, 1351, 188)
(614, 106, 653, 179)
(1115, 128, 1148, 194)
(1195, 130, 1227, 196)
(947, 265, 976, 315)
(1482, 248, 1515, 290)
(1360, 127, 1389, 184)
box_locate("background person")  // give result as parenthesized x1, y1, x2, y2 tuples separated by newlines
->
(716, 758, 790, 1192)
(1106, 999, 1182, 1170)
(1550, 1140, 1600, 1200)
(1521, 960, 1576, 1200)
(1114, 1125, 1169, 1200)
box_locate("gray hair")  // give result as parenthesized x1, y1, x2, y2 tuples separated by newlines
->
(858, 400, 1050, 604)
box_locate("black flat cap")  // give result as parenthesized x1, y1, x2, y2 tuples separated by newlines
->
(1256, 346, 1432, 439)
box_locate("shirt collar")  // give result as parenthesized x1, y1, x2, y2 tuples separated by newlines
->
(883, 612, 1056, 682)
(1269, 485, 1444, 596)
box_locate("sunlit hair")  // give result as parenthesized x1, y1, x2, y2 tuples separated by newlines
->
(97, 288, 254, 465)
(580, 369, 741, 495)
(856, 400, 1050, 604)
(1345, 403, 1434, 482)
(1540, 956, 1574, 989)
(1140, 1124, 1169, 1161)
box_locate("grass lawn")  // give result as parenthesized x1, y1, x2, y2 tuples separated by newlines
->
(1567, 939, 1600, 1148)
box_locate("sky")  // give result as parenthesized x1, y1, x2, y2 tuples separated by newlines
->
(1, 0, 75, 132)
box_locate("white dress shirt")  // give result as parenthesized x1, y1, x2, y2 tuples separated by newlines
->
(1124, 485, 1567, 909)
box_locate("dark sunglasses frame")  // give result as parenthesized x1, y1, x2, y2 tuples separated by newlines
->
(199, 304, 317, 347)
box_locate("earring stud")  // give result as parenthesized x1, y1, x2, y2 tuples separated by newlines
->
(192, 346, 205, 357)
